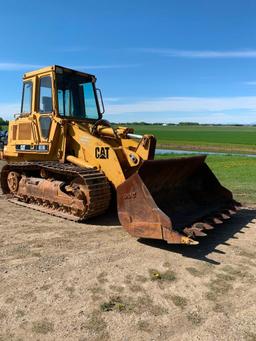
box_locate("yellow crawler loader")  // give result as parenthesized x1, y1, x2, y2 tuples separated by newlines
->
(0, 66, 240, 244)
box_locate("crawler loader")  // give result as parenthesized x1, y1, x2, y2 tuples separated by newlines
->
(0, 66, 240, 244)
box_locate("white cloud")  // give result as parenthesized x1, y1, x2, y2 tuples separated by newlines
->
(105, 110, 256, 124)
(245, 81, 256, 85)
(0, 63, 42, 71)
(134, 48, 256, 58)
(167, 112, 252, 125)
(106, 96, 256, 115)
(74, 64, 140, 70)
(0, 103, 20, 120)
(2, 97, 256, 124)
(104, 97, 122, 102)
(0, 62, 140, 72)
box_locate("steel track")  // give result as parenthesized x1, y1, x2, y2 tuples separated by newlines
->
(1, 161, 111, 221)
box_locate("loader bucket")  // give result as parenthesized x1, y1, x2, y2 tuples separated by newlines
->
(117, 155, 239, 244)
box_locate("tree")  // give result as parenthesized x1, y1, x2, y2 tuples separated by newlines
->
(0, 117, 9, 131)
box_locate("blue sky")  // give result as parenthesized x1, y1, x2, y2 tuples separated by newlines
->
(1, 0, 256, 124)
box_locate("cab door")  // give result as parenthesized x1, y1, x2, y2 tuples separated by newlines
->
(37, 74, 54, 144)
(35, 73, 65, 159)
(7, 78, 36, 153)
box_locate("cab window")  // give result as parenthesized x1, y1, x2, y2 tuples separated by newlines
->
(57, 73, 100, 120)
(81, 82, 99, 120)
(39, 76, 53, 113)
(21, 81, 32, 113)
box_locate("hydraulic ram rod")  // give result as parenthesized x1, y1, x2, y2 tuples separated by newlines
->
(127, 133, 143, 139)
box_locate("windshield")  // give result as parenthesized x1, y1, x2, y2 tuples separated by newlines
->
(56, 73, 99, 120)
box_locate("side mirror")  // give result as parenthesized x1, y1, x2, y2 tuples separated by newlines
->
(96, 88, 105, 115)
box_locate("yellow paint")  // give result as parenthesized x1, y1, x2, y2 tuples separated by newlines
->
(3, 65, 156, 188)
(66, 155, 94, 169)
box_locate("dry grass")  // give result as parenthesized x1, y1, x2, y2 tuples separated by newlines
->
(186, 267, 204, 277)
(100, 296, 127, 312)
(81, 310, 108, 338)
(0, 175, 255, 341)
(148, 268, 176, 282)
(170, 295, 188, 309)
(32, 319, 54, 334)
(186, 311, 203, 326)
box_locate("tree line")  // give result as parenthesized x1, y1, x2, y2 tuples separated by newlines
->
(0, 117, 9, 131)
(113, 121, 252, 126)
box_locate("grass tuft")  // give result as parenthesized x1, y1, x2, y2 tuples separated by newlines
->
(100, 296, 127, 312)
(149, 268, 176, 282)
(81, 310, 108, 337)
(32, 320, 54, 334)
(187, 311, 202, 325)
(170, 295, 188, 309)
(137, 320, 152, 332)
(186, 267, 204, 277)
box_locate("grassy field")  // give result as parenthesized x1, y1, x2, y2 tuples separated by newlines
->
(157, 153, 256, 205)
(128, 125, 256, 154)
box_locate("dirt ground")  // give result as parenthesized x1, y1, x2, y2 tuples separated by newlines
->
(0, 161, 256, 341)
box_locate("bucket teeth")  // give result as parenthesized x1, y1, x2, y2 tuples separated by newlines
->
(180, 236, 199, 245)
(183, 227, 192, 237)
(193, 229, 207, 237)
(181, 202, 240, 241)
(193, 222, 205, 229)
(202, 223, 214, 230)
(220, 213, 230, 220)
(211, 217, 223, 224)
(183, 220, 215, 239)
(232, 201, 242, 211)
(184, 226, 207, 237)
(193, 222, 214, 231)
(180, 202, 240, 243)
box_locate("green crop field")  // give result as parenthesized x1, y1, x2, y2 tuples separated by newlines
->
(157, 153, 256, 205)
(127, 124, 256, 154)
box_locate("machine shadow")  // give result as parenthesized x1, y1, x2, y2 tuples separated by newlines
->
(87, 206, 121, 226)
(138, 208, 256, 265)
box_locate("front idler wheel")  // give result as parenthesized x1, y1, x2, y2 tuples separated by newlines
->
(7, 171, 20, 193)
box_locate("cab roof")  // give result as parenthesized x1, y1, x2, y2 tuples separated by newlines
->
(23, 65, 96, 80)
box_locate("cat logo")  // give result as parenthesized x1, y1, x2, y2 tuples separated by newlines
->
(95, 146, 110, 159)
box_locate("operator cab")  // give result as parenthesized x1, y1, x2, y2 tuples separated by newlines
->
(56, 67, 103, 120)
(5, 65, 105, 160)
(21, 65, 104, 121)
